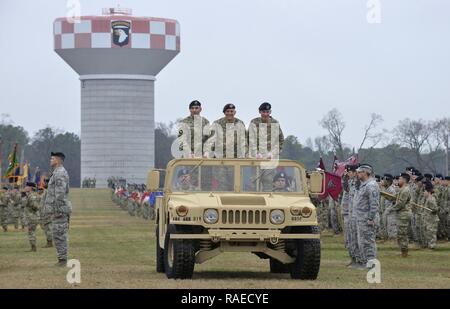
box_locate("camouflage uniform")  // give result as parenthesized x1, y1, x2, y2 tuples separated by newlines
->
(40, 190, 53, 245)
(382, 184, 398, 239)
(209, 117, 247, 158)
(316, 200, 329, 233)
(0, 189, 9, 231)
(328, 197, 341, 235)
(409, 183, 420, 243)
(25, 191, 41, 249)
(354, 178, 379, 265)
(178, 115, 210, 157)
(341, 176, 351, 248)
(392, 184, 412, 253)
(421, 194, 439, 249)
(45, 166, 72, 262)
(8, 190, 22, 229)
(247, 117, 284, 158)
(20, 194, 27, 229)
(435, 184, 447, 239)
(349, 179, 364, 264)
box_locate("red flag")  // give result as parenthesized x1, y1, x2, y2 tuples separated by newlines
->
(334, 154, 359, 177)
(317, 157, 325, 171)
(319, 172, 342, 201)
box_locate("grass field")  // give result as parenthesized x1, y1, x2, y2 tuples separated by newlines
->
(1, 188, 449, 289)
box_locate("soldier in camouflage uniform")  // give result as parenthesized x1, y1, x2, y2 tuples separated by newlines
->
(209, 104, 247, 159)
(341, 164, 357, 261)
(348, 166, 364, 268)
(247, 102, 284, 191)
(24, 182, 41, 252)
(444, 176, 450, 241)
(316, 199, 329, 233)
(39, 187, 53, 248)
(0, 186, 9, 232)
(44, 152, 72, 266)
(411, 175, 425, 246)
(421, 181, 439, 249)
(328, 196, 341, 235)
(247, 102, 284, 159)
(381, 174, 397, 240)
(392, 173, 413, 257)
(20, 190, 28, 230)
(433, 175, 447, 240)
(177, 100, 210, 158)
(354, 164, 379, 269)
(8, 186, 22, 229)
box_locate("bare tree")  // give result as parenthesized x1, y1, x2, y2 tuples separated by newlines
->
(433, 118, 450, 176)
(357, 113, 387, 162)
(392, 118, 433, 171)
(319, 108, 345, 159)
(314, 135, 332, 156)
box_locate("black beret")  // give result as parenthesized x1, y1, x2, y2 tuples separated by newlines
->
(423, 173, 433, 180)
(434, 174, 443, 180)
(189, 100, 201, 108)
(25, 182, 36, 188)
(2, 186, 8, 190)
(375, 175, 381, 181)
(346, 164, 358, 172)
(259, 102, 271, 111)
(223, 103, 236, 113)
(445, 176, 450, 181)
(273, 172, 287, 182)
(394, 175, 400, 180)
(51, 152, 65, 160)
(177, 168, 190, 178)
(400, 173, 410, 182)
(424, 181, 433, 192)
(405, 166, 415, 172)
(383, 174, 393, 180)
(415, 175, 424, 182)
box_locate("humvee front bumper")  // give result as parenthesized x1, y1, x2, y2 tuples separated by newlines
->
(170, 229, 320, 242)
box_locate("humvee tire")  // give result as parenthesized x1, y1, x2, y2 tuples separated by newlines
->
(156, 224, 165, 273)
(269, 258, 289, 274)
(163, 225, 195, 279)
(289, 226, 321, 280)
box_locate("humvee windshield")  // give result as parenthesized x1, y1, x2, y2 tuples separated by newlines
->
(171, 163, 305, 193)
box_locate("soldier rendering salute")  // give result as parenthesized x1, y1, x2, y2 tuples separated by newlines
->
(44, 152, 72, 266)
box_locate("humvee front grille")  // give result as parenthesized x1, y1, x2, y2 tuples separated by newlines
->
(221, 210, 267, 225)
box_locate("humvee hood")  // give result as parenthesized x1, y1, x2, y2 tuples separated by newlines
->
(168, 193, 313, 208)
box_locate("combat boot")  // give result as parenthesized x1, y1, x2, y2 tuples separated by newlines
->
(30, 244, 37, 252)
(55, 259, 67, 267)
(44, 240, 53, 248)
(401, 249, 408, 258)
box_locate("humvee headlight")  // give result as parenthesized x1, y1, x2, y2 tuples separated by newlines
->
(270, 210, 285, 224)
(301, 207, 312, 218)
(290, 207, 301, 216)
(176, 205, 189, 217)
(203, 209, 218, 224)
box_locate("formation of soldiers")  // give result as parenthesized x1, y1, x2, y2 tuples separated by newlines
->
(109, 179, 159, 221)
(0, 183, 54, 251)
(0, 152, 72, 267)
(314, 164, 450, 269)
(82, 177, 96, 188)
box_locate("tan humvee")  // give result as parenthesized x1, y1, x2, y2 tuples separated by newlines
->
(148, 158, 325, 280)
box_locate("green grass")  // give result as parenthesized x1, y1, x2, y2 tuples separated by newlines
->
(0, 188, 449, 288)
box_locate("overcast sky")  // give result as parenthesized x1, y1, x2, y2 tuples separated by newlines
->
(1, 0, 449, 149)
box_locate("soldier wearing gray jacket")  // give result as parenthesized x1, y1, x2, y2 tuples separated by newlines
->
(44, 152, 72, 266)
(354, 164, 380, 269)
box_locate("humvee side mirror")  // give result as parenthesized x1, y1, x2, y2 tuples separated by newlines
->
(147, 170, 160, 191)
(309, 171, 325, 194)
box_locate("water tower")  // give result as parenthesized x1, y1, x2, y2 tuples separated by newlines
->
(53, 8, 180, 187)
